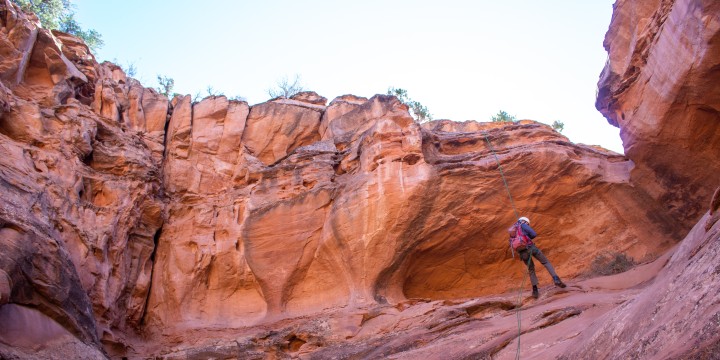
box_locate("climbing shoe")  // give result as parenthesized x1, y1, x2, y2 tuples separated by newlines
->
(532, 285, 539, 299)
(553, 276, 567, 288)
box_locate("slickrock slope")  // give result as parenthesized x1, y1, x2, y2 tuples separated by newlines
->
(596, 0, 720, 229)
(560, 189, 720, 360)
(0, 0, 718, 359)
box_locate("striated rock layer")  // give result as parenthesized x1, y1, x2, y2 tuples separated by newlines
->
(143, 91, 685, 342)
(138, 192, 720, 359)
(0, 1, 165, 355)
(0, 0, 718, 359)
(596, 0, 720, 229)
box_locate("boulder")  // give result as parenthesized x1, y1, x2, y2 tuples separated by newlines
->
(290, 90, 328, 105)
(320, 94, 368, 140)
(242, 100, 323, 165)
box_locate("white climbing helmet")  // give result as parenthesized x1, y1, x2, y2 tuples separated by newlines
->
(518, 216, 530, 224)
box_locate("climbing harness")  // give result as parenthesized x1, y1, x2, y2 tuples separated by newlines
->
(483, 131, 533, 360)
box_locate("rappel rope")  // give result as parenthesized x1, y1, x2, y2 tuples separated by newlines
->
(482, 133, 520, 220)
(482, 131, 533, 360)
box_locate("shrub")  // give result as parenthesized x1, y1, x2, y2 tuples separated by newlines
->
(590, 251, 636, 276)
(387, 87, 432, 122)
(552, 120, 565, 133)
(156, 75, 175, 98)
(124, 62, 137, 78)
(12, 0, 104, 51)
(491, 110, 516, 122)
(205, 85, 222, 97)
(268, 74, 304, 98)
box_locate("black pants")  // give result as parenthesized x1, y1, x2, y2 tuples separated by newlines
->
(518, 245, 559, 286)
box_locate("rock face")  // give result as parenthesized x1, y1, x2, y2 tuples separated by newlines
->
(596, 0, 720, 229)
(562, 190, 720, 359)
(0, 0, 718, 359)
(0, 1, 165, 355)
(144, 91, 681, 344)
(144, 195, 720, 359)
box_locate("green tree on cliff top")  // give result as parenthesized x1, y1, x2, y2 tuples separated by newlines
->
(11, 0, 104, 52)
(491, 110, 517, 122)
(387, 87, 433, 123)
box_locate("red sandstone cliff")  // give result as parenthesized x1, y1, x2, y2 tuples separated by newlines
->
(596, 0, 720, 229)
(0, 0, 718, 359)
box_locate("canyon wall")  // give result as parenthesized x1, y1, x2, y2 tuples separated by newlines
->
(596, 0, 720, 229)
(144, 93, 680, 344)
(0, 1, 165, 355)
(0, 0, 718, 358)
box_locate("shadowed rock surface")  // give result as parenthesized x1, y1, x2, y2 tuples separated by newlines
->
(596, 0, 720, 229)
(0, 0, 718, 359)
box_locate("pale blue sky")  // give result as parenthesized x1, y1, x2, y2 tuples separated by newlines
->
(73, 0, 622, 152)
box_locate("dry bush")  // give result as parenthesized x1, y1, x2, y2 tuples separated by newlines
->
(590, 251, 636, 276)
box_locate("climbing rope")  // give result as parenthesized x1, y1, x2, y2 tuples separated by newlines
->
(482, 131, 533, 360)
(482, 132, 520, 222)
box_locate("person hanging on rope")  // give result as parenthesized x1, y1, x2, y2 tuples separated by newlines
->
(508, 216, 566, 299)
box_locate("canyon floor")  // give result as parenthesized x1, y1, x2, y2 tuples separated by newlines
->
(147, 256, 670, 360)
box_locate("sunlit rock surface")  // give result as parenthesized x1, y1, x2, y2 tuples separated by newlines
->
(0, 0, 718, 358)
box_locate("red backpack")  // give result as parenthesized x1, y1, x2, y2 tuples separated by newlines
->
(508, 223, 530, 251)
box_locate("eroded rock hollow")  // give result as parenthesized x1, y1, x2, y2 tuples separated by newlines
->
(0, 0, 718, 358)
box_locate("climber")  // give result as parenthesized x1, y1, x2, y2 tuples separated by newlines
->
(509, 216, 566, 299)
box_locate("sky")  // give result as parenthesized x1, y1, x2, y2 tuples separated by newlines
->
(73, 0, 623, 153)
